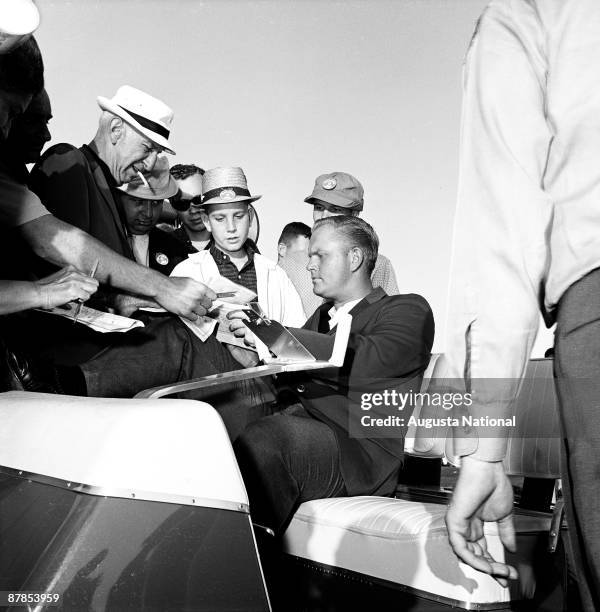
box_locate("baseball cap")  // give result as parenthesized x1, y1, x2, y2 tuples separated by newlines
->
(304, 171, 364, 211)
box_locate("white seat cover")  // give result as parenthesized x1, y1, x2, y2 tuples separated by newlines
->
(0, 391, 248, 509)
(283, 496, 548, 606)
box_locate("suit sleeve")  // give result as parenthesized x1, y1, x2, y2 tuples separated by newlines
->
(29, 147, 92, 233)
(289, 297, 434, 381)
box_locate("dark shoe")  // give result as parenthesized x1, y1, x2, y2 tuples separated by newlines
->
(4, 347, 59, 393)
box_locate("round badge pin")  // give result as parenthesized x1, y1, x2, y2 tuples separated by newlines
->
(219, 189, 236, 200)
(322, 178, 337, 190)
(155, 253, 169, 266)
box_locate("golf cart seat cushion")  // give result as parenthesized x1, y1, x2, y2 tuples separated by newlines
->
(283, 496, 549, 606)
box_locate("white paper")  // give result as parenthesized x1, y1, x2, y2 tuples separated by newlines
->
(37, 304, 145, 333)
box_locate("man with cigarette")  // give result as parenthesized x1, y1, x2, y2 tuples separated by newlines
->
(30, 85, 172, 262)
(0, 51, 210, 321)
(1, 81, 218, 387)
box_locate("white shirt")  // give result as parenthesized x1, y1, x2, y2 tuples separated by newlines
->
(328, 298, 362, 330)
(440, 0, 600, 461)
(191, 238, 210, 252)
(130, 234, 150, 267)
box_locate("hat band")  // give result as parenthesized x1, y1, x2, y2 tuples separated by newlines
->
(117, 105, 170, 140)
(202, 186, 251, 202)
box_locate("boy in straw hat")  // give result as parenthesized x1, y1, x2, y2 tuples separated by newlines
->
(171, 166, 305, 327)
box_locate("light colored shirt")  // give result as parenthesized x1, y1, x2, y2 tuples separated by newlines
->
(278, 254, 323, 319)
(130, 234, 150, 267)
(328, 298, 362, 330)
(371, 253, 399, 295)
(440, 0, 600, 461)
(191, 238, 210, 252)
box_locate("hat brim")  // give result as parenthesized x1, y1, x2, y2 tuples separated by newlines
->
(304, 193, 363, 211)
(118, 176, 179, 200)
(97, 96, 175, 155)
(202, 194, 262, 207)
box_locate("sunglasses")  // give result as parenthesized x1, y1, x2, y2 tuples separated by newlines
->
(170, 193, 203, 212)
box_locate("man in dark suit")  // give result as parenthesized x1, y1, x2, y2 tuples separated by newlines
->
(233, 215, 434, 535)
(8, 86, 216, 383)
(29, 85, 175, 265)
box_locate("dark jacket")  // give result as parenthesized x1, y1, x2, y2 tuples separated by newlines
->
(29, 143, 134, 260)
(147, 227, 191, 275)
(285, 287, 435, 496)
(26, 144, 136, 364)
(171, 226, 199, 255)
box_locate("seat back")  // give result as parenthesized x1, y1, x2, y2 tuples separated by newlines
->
(404, 357, 561, 480)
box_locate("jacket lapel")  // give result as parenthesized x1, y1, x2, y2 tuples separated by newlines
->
(81, 147, 134, 259)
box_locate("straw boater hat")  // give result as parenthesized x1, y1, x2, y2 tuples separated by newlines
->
(0, 0, 39, 53)
(118, 155, 178, 200)
(304, 171, 364, 211)
(97, 85, 176, 154)
(201, 167, 262, 206)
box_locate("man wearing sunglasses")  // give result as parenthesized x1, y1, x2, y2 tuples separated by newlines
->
(169, 163, 211, 252)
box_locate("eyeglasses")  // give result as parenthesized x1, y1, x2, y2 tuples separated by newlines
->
(170, 193, 203, 211)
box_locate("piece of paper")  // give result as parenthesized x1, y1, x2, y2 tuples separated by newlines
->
(37, 304, 145, 333)
(206, 276, 256, 305)
(138, 306, 167, 313)
(178, 276, 258, 349)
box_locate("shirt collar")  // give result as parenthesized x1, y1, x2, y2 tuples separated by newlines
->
(328, 297, 362, 330)
(209, 239, 257, 262)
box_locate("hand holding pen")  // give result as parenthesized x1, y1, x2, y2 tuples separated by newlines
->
(35, 265, 99, 311)
(73, 260, 100, 324)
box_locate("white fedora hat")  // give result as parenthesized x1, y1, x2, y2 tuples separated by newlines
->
(201, 167, 261, 206)
(97, 85, 175, 154)
(0, 0, 39, 54)
(118, 155, 178, 200)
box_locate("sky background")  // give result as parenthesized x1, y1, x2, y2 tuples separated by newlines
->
(34, 0, 554, 354)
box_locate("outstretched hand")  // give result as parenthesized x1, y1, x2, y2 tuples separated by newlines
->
(445, 456, 518, 587)
(156, 276, 216, 321)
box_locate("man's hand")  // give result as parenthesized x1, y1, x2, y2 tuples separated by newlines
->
(226, 309, 256, 348)
(445, 457, 518, 586)
(36, 265, 99, 309)
(155, 277, 216, 321)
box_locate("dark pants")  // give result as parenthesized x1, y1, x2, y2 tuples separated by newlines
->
(76, 316, 274, 441)
(233, 404, 347, 535)
(554, 268, 600, 611)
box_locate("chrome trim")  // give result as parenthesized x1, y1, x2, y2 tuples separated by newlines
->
(134, 361, 335, 399)
(0, 465, 249, 514)
(286, 555, 519, 610)
(248, 514, 273, 612)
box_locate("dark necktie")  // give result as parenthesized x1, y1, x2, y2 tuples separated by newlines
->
(317, 306, 331, 333)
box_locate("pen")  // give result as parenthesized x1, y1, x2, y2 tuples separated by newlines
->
(216, 291, 236, 298)
(73, 260, 99, 325)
